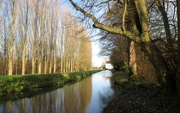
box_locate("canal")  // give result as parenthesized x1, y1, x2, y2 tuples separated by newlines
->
(0, 70, 114, 113)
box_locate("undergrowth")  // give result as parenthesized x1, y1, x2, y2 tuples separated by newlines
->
(103, 71, 180, 113)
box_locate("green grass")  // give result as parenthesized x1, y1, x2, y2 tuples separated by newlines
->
(0, 70, 101, 98)
(103, 71, 180, 113)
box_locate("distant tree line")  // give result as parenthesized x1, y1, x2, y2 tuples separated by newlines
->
(0, 0, 92, 75)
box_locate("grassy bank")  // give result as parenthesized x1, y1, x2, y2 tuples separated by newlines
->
(103, 71, 180, 113)
(0, 70, 101, 99)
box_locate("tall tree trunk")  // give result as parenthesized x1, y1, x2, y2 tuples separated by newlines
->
(38, 8, 44, 74)
(8, 1, 16, 75)
(37, 38, 42, 74)
(60, 57, 63, 73)
(136, 0, 168, 85)
(176, 0, 180, 95)
(22, 0, 29, 75)
(49, 10, 54, 74)
(38, 59, 42, 74)
(49, 50, 53, 73)
(44, 37, 48, 74)
(31, 1, 39, 74)
(53, 51, 57, 73)
(44, 55, 47, 74)
(3, 19, 8, 75)
(68, 59, 71, 72)
(137, 0, 168, 83)
(53, 35, 57, 73)
(154, 0, 172, 46)
(38, 37, 42, 74)
(64, 58, 67, 73)
(129, 41, 137, 75)
(31, 57, 36, 74)
(22, 40, 27, 75)
(70, 58, 73, 72)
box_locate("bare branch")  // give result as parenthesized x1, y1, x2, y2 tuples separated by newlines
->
(122, 0, 127, 31)
(69, 0, 141, 43)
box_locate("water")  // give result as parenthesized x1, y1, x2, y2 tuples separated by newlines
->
(0, 70, 114, 113)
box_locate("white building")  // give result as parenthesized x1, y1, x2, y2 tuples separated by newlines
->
(105, 63, 113, 70)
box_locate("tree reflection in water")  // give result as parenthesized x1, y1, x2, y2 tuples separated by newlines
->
(0, 71, 114, 113)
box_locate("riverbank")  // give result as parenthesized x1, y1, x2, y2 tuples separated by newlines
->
(0, 70, 101, 100)
(103, 71, 180, 113)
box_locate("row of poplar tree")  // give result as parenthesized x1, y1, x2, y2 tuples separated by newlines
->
(0, 0, 92, 75)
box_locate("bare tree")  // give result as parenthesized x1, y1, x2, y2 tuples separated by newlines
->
(8, 0, 16, 75)
(68, 0, 177, 89)
(30, 0, 40, 74)
(0, 0, 93, 75)
(53, 1, 60, 73)
(21, 0, 29, 75)
(37, 1, 45, 74)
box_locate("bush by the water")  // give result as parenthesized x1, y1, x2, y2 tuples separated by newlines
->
(112, 61, 127, 71)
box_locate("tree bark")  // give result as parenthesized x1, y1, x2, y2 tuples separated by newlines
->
(48, 45, 53, 73)
(22, 38, 27, 75)
(154, 0, 173, 46)
(176, 0, 180, 95)
(37, 38, 42, 74)
(22, 0, 29, 75)
(38, 3, 44, 74)
(49, 9, 54, 74)
(53, 41, 57, 73)
(31, 1, 39, 74)
(129, 41, 137, 75)
(8, 0, 16, 75)
(44, 54, 47, 73)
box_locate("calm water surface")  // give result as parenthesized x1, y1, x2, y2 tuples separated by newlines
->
(0, 70, 114, 113)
